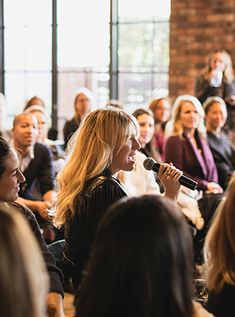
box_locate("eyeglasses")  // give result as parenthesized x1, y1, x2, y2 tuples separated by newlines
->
(77, 98, 90, 103)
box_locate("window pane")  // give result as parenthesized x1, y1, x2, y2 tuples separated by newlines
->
(118, 0, 170, 22)
(4, 27, 51, 71)
(118, 0, 170, 107)
(58, 72, 88, 121)
(57, 0, 110, 132)
(153, 22, 169, 72)
(119, 73, 153, 111)
(58, 0, 110, 68)
(119, 23, 153, 71)
(153, 73, 169, 97)
(58, 71, 109, 118)
(5, 72, 51, 119)
(57, 71, 109, 140)
(119, 73, 169, 111)
(4, 0, 51, 26)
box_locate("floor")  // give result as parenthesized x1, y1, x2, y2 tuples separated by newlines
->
(64, 293, 75, 317)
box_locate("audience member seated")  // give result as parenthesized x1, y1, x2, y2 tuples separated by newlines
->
(119, 108, 204, 230)
(0, 204, 48, 317)
(165, 95, 222, 194)
(148, 96, 171, 160)
(24, 97, 48, 142)
(54, 107, 182, 296)
(11, 113, 56, 223)
(24, 95, 61, 140)
(195, 50, 235, 132)
(165, 95, 224, 264)
(204, 178, 235, 317)
(132, 108, 162, 162)
(63, 87, 93, 149)
(78, 195, 213, 317)
(0, 136, 65, 316)
(203, 96, 235, 190)
(24, 98, 65, 175)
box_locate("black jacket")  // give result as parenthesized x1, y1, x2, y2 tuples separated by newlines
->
(19, 142, 55, 200)
(63, 117, 80, 149)
(207, 131, 235, 190)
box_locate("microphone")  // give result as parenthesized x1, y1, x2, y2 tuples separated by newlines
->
(143, 157, 198, 190)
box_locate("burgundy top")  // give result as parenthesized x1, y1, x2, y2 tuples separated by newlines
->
(165, 131, 218, 191)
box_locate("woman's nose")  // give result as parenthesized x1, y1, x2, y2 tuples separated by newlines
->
(18, 170, 26, 183)
(133, 138, 141, 150)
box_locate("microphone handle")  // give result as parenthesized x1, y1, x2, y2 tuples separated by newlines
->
(152, 163, 197, 190)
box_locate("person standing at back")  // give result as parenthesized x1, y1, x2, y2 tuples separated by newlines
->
(195, 50, 235, 131)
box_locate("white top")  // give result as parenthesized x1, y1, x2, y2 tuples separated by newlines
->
(118, 151, 204, 229)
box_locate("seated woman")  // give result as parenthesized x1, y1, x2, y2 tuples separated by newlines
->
(0, 204, 48, 317)
(119, 108, 164, 195)
(148, 96, 171, 160)
(24, 97, 65, 175)
(0, 136, 64, 316)
(165, 95, 224, 264)
(119, 108, 204, 230)
(63, 87, 93, 149)
(204, 178, 235, 317)
(54, 107, 182, 291)
(165, 95, 222, 194)
(78, 195, 213, 317)
(203, 96, 235, 190)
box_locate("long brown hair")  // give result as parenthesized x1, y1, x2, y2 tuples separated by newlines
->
(204, 177, 235, 292)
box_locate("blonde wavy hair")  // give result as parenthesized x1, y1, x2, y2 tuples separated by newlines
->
(55, 107, 138, 227)
(0, 203, 48, 317)
(204, 177, 235, 292)
(165, 95, 206, 137)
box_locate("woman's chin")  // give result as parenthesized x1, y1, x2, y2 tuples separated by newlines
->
(124, 161, 136, 171)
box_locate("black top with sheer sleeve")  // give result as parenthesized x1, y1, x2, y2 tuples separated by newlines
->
(63, 169, 127, 286)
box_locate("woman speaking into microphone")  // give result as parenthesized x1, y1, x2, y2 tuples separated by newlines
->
(54, 107, 182, 293)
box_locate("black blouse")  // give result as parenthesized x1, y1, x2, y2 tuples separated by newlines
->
(64, 169, 127, 286)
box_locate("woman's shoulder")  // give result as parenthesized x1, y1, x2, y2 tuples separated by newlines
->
(166, 134, 184, 144)
(86, 170, 127, 198)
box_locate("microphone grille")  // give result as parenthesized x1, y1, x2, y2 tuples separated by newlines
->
(143, 157, 155, 170)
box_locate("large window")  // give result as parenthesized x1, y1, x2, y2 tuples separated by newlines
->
(57, 0, 110, 134)
(118, 1, 170, 112)
(3, 0, 52, 127)
(1, 0, 170, 137)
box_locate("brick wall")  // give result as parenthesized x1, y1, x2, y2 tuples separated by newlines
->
(169, 0, 235, 100)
